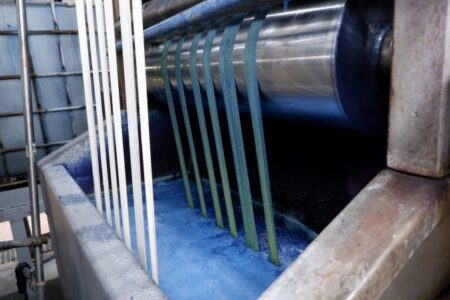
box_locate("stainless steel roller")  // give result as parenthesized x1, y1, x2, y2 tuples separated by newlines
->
(146, 0, 392, 134)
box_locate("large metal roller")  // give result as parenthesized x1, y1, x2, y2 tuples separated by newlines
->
(146, 0, 392, 134)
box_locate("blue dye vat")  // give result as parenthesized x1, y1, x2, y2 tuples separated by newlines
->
(107, 179, 310, 299)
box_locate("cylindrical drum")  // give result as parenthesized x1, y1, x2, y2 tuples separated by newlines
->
(146, 0, 392, 134)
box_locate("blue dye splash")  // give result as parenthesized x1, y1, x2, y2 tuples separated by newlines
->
(102, 179, 310, 299)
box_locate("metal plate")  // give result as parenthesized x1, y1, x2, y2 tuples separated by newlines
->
(388, 0, 450, 178)
(0, 1, 86, 178)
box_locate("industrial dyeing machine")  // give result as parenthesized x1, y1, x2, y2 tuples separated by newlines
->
(38, 0, 450, 299)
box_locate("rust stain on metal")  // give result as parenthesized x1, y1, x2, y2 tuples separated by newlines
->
(387, 0, 450, 178)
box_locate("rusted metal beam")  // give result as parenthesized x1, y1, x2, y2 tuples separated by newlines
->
(388, 0, 450, 178)
(261, 170, 450, 299)
(0, 235, 49, 251)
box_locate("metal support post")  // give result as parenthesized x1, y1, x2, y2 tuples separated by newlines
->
(16, 0, 45, 297)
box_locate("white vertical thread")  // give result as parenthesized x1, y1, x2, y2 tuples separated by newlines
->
(132, 0, 159, 284)
(103, 0, 131, 248)
(118, 0, 147, 267)
(74, 0, 102, 213)
(94, 0, 121, 236)
(86, 0, 111, 223)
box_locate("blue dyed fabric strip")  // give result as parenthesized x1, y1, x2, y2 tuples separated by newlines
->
(161, 40, 195, 209)
(244, 8, 280, 265)
(219, 14, 259, 251)
(202, 26, 239, 237)
(174, 37, 209, 218)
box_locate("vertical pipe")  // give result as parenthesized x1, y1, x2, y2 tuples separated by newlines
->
(75, 0, 102, 213)
(131, 0, 159, 283)
(118, 0, 147, 267)
(104, 0, 131, 248)
(162, 40, 195, 210)
(28, 55, 50, 156)
(16, 0, 44, 294)
(86, 0, 111, 223)
(202, 28, 238, 237)
(174, 37, 209, 219)
(94, 0, 121, 236)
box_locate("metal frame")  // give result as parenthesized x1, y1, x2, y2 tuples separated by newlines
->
(0, 29, 77, 35)
(0, 71, 82, 80)
(16, 0, 45, 297)
(50, 0, 77, 139)
(387, 0, 450, 178)
(0, 2, 89, 182)
(0, 141, 69, 155)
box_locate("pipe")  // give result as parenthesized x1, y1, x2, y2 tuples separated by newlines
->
(0, 29, 78, 35)
(0, 141, 70, 155)
(16, 0, 45, 295)
(142, 0, 203, 28)
(142, 0, 278, 41)
(0, 236, 49, 251)
(147, 0, 393, 134)
(116, 0, 277, 50)
(0, 105, 87, 118)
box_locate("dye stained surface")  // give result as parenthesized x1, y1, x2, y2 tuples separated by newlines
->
(124, 179, 310, 300)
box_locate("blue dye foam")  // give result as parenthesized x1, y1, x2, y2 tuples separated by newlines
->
(101, 179, 310, 299)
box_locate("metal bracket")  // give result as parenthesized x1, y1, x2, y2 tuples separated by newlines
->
(388, 0, 450, 178)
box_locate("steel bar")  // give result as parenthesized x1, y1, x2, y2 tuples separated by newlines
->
(0, 141, 69, 155)
(104, 0, 131, 248)
(189, 32, 224, 228)
(26, 45, 50, 156)
(0, 236, 48, 251)
(0, 29, 77, 35)
(174, 37, 209, 219)
(202, 27, 238, 237)
(219, 15, 258, 251)
(0, 105, 87, 118)
(86, 0, 111, 221)
(162, 40, 195, 209)
(132, 0, 159, 283)
(50, 0, 77, 138)
(16, 0, 44, 294)
(244, 8, 279, 265)
(0, 71, 82, 81)
(75, 0, 103, 212)
(94, 0, 120, 231)
(119, 0, 147, 268)
(0, 70, 110, 81)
